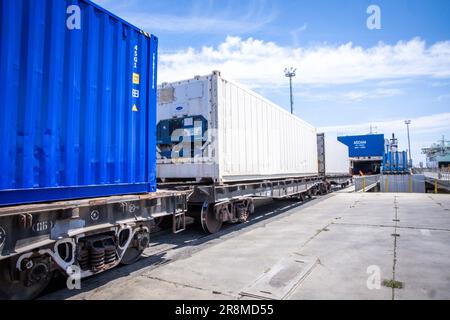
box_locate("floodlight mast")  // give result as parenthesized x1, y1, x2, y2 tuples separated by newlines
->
(405, 120, 412, 167)
(284, 67, 297, 114)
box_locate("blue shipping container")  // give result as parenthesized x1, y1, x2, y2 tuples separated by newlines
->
(338, 134, 385, 158)
(0, 0, 158, 206)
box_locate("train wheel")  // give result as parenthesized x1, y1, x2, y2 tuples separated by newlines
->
(298, 193, 306, 202)
(0, 258, 53, 300)
(200, 204, 223, 234)
(319, 186, 326, 195)
(152, 216, 172, 230)
(120, 247, 144, 265)
(120, 229, 150, 265)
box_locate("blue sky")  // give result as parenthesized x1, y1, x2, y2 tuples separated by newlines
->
(97, 0, 450, 164)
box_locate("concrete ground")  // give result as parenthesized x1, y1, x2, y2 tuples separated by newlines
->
(42, 193, 450, 300)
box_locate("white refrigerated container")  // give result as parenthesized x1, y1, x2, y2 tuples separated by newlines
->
(317, 133, 350, 175)
(157, 71, 318, 183)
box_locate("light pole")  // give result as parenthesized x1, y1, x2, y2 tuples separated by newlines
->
(405, 120, 412, 167)
(284, 67, 296, 114)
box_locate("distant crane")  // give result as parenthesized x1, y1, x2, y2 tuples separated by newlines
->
(422, 136, 450, 158)
(390, 133, 398, 152)
(422, 136, 450, 168)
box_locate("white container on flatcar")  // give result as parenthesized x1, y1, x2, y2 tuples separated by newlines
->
(317, 133, 350, 176)
(157, 71, 318, 183)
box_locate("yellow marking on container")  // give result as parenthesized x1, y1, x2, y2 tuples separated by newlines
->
(362, 177, 366, 192)
(385, 175, 389, 193)
(132, 104, 139, 112)
(435, 179, 438, 194)
(133, 73, 140, 85)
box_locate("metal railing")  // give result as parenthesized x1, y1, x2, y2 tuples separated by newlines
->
(416, 168, 450, 193)
(419, 168, 450, 181)
(380, 174, 425, 193)
(354, 174, 427, 193)
(354, 175, 380, 192)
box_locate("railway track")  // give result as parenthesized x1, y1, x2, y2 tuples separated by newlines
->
(38, 194, 334, 300)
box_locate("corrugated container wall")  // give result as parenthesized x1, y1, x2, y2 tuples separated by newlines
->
(0, 0, 158, 206)
(157, 72, 318, 182)
(317, 133, 350, 175)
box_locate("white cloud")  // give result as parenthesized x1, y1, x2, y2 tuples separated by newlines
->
(319, 113, 450, 137)
(95, 0, 140, 12)
(437, 94, 450, 102)
(346, 88, 405, 101)
(290, 24, 308, 47)
(124, 13, 275, 34)
(159, 36, 450, 87)
(296, 88, 404, 102)
(284, 87, 405, 102)
(95, 0, 277, 35)
(431, 81, 450, 87)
